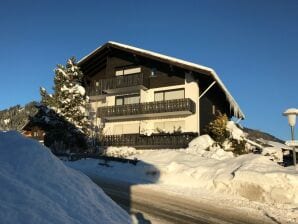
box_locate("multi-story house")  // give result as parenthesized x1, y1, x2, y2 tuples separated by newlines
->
(78, 41, 245, 149)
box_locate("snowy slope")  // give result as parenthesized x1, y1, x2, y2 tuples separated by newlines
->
(0, 131, 130, 224)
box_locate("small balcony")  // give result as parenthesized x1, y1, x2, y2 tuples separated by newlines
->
(87, 73, 149, 101)
(97, 98, 196, 121)
(101, 132, 198, 149)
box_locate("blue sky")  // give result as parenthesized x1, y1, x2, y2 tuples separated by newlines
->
(0, 0, 297, 140)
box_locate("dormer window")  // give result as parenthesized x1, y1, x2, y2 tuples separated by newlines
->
(115, 67, 141, 76)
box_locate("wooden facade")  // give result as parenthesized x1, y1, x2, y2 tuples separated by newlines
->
(22, 126, 45, 142)
(79, 41, 244, 148)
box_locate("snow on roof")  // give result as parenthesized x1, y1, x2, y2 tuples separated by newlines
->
(79, 41, 245, 119)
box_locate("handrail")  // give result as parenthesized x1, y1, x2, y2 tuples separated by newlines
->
(98, 98, 196, 117)
(101, 132, 198, 149)
(86, 73, 149, 96)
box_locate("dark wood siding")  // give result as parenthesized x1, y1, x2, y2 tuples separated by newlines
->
(82, 49, 185, 89)
(199, 84, 232, 133)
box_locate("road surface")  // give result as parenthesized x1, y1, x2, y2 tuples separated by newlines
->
(91, 177, 277, 224)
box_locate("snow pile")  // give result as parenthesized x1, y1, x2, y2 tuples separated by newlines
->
(188, 134, 214, 150)
(226, 121, 245, 141)
(0, 131, 130, 224)
(103, 146, 137, 158)
(261, 147, 283, 163)
(135, 151, 298, 205)
(186, 135, 234, 160)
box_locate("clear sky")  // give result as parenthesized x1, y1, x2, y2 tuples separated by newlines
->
(0, 0, 297, 140)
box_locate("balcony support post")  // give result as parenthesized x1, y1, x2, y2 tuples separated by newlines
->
(199, 81, 216, 99)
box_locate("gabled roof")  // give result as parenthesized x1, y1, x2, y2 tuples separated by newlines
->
(79, 41, 245, 119)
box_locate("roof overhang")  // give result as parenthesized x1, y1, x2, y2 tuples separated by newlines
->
(78, 41, 245, 119)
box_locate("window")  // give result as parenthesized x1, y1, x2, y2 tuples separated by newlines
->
(154, 92, 164, 101)
(113, 123, 139, 135)
(154, 89, 185, 101)
(154, 121, 185, 133)
(115, 97, 123, 106)
(212, 105, 216, 115)
(115, 67, 141, 76)
(115, 94, 140, 105)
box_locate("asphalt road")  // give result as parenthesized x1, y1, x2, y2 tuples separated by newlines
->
(91, 177, 277, 224)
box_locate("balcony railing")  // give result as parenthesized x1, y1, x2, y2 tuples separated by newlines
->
(87, 73, 149, 96)
(97, 98, 196, 120)
(101, 132, 198, 149)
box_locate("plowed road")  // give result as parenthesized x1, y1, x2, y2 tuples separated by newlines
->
(91, 177, 277, 224)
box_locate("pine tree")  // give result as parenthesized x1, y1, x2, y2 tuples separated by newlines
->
(40, 57, 89, 134)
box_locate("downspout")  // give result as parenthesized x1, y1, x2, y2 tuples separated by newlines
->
(198, 81, 216, 134)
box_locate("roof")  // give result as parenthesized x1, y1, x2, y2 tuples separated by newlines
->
(79, 41, 245, 119)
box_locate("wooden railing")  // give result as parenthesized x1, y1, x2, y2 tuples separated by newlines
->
(86, 73, 149, 96)
(101, 132, 198, 149)
(98, 98, 196, 118)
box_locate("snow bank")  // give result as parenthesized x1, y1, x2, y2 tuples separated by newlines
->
(67, 147, 298, 205)
(103, 146, 137, 158)
(0, 131, 130, 224)
(134, 151, 298, 204)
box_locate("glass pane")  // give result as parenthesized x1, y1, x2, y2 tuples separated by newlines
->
(154, 92, 164, 101)
(164, 89, 184, 100)
(113, 125, 123, 135)
(123, 123, 140, 134)
(164, 121, 185, 132)
(123, 67, 141, 75)
(116, 98, 123, 105)
(124, 95, 140, 105)
(115, 70, 124, 76)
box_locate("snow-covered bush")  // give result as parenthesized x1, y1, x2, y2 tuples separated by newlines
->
(187, 135, 234, 160)
(103, 146, 137, 158)
(226, 121, 245, 141)
(188, 134, 214, 150)
(204, 114, 249, 155)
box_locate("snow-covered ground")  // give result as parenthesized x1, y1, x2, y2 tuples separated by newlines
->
(0, 131, 130, 224)
(65, 136, 298, 224)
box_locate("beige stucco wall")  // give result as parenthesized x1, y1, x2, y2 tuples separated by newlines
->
(88, 73, 199, 135)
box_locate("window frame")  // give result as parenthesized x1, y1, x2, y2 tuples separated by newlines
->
(115, 94, 140, 105)
(154, 88, 185, 101)
(114, 65, 142, 76)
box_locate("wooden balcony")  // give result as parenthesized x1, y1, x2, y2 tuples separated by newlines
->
(97, 98, 196, 121)
(101, 132, 198, 149)
(87, 73, 149, 100)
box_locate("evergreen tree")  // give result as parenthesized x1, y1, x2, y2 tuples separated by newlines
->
(40, 57, 89, 134)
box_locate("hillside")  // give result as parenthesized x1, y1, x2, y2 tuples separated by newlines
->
(0, 101, 38, 131)
(243, 127, 284, 143)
